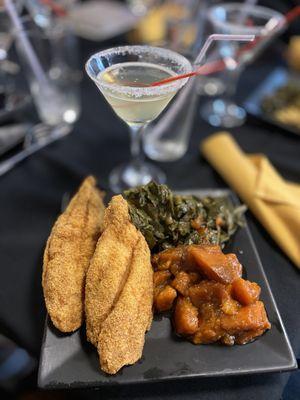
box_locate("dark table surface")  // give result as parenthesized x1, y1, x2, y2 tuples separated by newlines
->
(1, 2, 300, 399)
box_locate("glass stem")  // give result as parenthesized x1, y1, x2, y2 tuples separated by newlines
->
(129, 124, 146, 167)
(223, 65, 242, 101)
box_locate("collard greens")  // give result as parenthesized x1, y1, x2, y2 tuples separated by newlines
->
(123, 181, 246, 252)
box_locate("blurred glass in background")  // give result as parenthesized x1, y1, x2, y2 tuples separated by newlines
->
(0, 1, 24, 94)
(128, 0, 203, 57)
(199, 2, 284, 128)
(140, 0, 209, 162)
(25, 0, 78, 29)
(14, 17, 81, 126)
(0, 0, 81, 175)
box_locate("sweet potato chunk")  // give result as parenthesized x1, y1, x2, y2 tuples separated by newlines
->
(154, 285, 177, 312)
(221, 297, 240, 316)
(189, 281, 229, 308)
(231, 278, 261, 306)
(174, 297, 199, 335)
(152, 247, 183, 271)
(221, 301, 271, 333)
(153, 270, 171, 287)
(171, 271, 197, 295)
(188, 245, 242, 284)
(193, 323, 222, 344)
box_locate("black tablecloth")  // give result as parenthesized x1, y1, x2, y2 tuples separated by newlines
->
(1, 15, 300, 400)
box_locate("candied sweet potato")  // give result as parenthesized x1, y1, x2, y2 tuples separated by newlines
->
(152, 247, 183, 271)
(188, 245, 242, 284)
(154, 285, 177, 312)
(188, 281, 229, 308)
(231, 278, 261, 306)
(153, 270, 171, 287)
(152, 244, 270, 346)
(174, 297, 199, 335)
(193, 323, 222, 344)
(221, 297, 240, 316)
(221, 301, 271, 333)
(171, 271, 195, 295)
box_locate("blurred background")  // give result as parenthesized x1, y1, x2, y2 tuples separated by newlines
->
(0, 0, 299, 399)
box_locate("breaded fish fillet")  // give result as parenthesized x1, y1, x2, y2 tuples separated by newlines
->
(98, 234, 153, 374)
(85, 195, 153, 374)
(85, 195, 140, 346)
(42, 176, 105, 332)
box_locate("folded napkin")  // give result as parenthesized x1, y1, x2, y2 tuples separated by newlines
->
(201, 132, 300, 268)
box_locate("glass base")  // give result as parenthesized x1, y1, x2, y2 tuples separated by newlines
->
(144, 138, 188, 162)
(200, 99, 246, 128)
(196, 77, 225, 97)
(109, 161, 166, 193)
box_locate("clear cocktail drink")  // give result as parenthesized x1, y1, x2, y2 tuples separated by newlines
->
(86, 45, 191, 192)
(99, 62, 177, 125)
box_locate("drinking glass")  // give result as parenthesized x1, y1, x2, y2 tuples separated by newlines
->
(14, 18, 81, 126)
(200, 3, 284, 128)
(25, 0, 77, 29)
(143, 77, 198, 161)
(143, 0, 208, 162)
(164, 0, 200, 56)
(86, 45, 191, 193)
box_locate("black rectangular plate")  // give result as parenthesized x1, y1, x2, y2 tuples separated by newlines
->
(244, 67, 300, 136)
(38, 189, 297, 389)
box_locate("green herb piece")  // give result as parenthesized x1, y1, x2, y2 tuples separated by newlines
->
(123, 181, 246, 252)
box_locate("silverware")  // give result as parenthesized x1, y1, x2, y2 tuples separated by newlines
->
(0, 123, 72, 176)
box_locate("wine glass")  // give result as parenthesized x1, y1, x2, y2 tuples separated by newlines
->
(85, 45, 191, 193)
(200, 3, 284, 128)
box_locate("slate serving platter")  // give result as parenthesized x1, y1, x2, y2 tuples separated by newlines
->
(244, 67, 300, 136)
(38, 189, 297, 389)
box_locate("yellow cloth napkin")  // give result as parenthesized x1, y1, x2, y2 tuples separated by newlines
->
(201, 132, 300, 268)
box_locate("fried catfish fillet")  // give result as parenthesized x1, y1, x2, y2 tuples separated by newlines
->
(85, 195, 153, 374)
(42, 176, 105, 332)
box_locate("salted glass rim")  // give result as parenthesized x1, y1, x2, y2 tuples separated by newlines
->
(85, 45, 192, 98)
(208, 3, 284, 35)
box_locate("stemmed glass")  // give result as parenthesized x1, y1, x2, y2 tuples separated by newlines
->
(200, 3, 284, 128)
(86, 45, 191, 193)
(0, 2, 18, 88)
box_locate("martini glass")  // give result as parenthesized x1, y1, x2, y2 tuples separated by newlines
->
(200, 3, 284, 128)
(86, 45, 191, 193)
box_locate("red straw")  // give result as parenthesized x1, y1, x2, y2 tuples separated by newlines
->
(40, 0, 68, 17)
(285, 5, 300, 24)
(238, 6, 300, 56)
(151, 5, 300, 87)
(150, 58, 227, 87)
